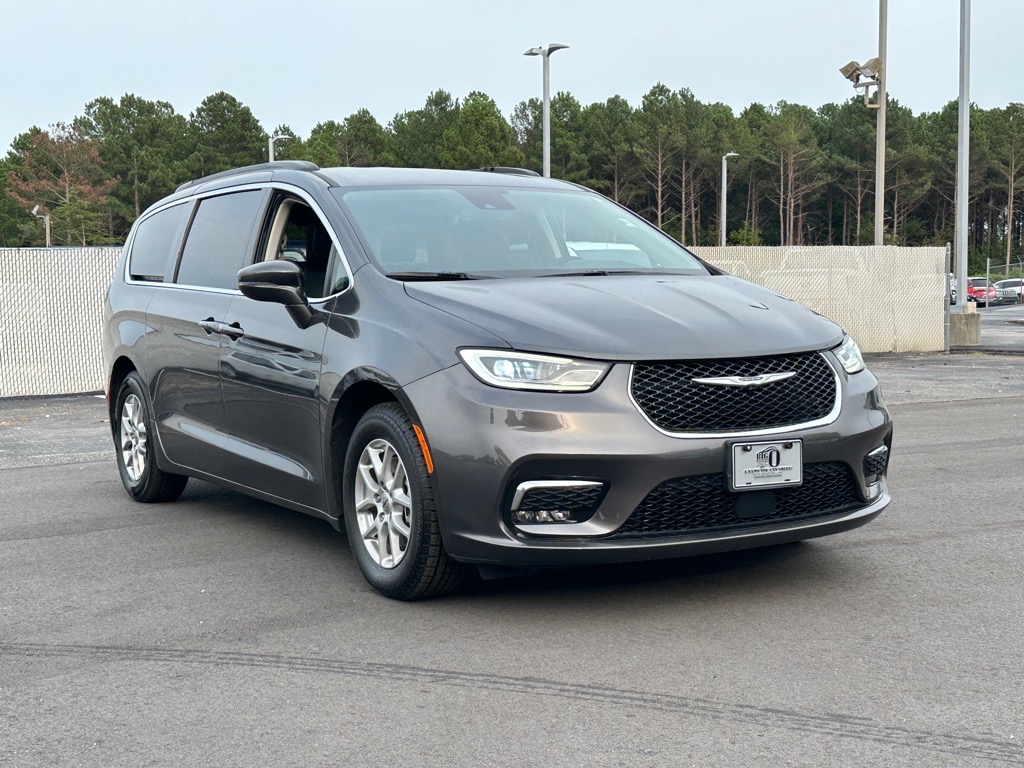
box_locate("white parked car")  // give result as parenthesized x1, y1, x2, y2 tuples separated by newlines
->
(994, 278, 1023, 304)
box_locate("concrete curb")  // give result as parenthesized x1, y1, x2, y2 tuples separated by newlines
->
(950, 346, 1024, 356)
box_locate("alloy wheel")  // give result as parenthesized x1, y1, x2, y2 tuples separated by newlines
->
(120, 393, 148, 484)
(353, 438, 413, 569)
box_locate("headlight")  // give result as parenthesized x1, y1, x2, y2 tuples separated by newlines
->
(833, 335, 865, 374)
(458, 349, 609, 392)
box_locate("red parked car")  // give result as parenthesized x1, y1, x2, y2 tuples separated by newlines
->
(967, 277, 996, 307)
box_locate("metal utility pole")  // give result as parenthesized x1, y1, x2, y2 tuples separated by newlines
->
(524, 43, 569, 178)
(720, 152, 738, 246)
(268, 135, 290, 163)
(955, 0, 971, 312)
(31, 205, 51, 247)
(874, 0, 887, 246)
(838, 0, 887, 245)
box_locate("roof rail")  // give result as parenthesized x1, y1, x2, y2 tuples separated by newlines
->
(473, 166, 541, 177)
(175, 160, 321, 192)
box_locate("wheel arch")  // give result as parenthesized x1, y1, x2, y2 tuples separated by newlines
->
(107, 356, 139, 435)
(323, 368, 426, 522)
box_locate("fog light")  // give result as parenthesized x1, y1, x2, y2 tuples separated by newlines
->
(863, 445, 890, 483)
(514, 509, 574, 523)
(509, 480, 607, 527)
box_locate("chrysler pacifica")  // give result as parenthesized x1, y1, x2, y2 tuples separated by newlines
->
(102, 162, 892, 599)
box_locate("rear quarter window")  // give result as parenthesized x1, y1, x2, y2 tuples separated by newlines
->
(129, 202, 189, 282)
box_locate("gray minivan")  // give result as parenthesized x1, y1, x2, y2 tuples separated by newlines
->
(102, 162, 892, 599)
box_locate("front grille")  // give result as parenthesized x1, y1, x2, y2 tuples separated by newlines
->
(516, 486, 604, 513)
(610, 462, 864, 539)
(631, 352, 837, 433)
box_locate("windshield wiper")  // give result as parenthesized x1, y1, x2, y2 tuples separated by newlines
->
(538, 269, 650, 278)
(386, 271, 492, 281)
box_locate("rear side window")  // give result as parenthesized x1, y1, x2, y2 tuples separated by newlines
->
(176, 191, 263, 289)
(129, 203, 189, 282)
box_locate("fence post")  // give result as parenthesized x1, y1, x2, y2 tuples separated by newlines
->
(944, 242, 952, 353)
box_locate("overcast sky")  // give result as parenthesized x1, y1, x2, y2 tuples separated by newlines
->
(3, 0, 1022, 151)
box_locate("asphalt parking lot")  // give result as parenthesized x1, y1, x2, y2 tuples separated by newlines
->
(971, 300, 1024, 352)
(2, 353, 1023, 767)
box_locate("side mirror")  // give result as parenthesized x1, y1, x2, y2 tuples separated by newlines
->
(237, 260, 313, 328)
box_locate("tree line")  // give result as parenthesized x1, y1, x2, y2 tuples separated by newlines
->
(2, 87, 1022, 273)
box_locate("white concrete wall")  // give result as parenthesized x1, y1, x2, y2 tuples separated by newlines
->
(0, 245, 946, 398)
(693, 246, 947, 354)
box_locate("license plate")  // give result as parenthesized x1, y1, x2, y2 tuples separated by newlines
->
(998, 290, 1014, 297)
(729, 440, 803, 491)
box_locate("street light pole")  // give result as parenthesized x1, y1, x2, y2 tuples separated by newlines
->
(268, 135, 290, 163)
(954, 0, 971, 313)
(720, 152, 738, 247)
(839, 2, 887, 246)
(524, 43, 569, 178)
(874, 0, 887, 246)
(31, 205, 51, 247)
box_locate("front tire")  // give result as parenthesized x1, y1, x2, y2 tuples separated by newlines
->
(113, 372, 188, 503)
(342, 403, 465, 600)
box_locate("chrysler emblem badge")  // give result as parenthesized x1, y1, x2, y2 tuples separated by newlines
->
(692, 372, 797, 387)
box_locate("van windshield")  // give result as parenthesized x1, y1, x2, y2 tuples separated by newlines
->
(332, 186, 709, 278)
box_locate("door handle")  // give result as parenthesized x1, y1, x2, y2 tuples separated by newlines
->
(197, 318, 219, 334)
(219, 322, 245, 340)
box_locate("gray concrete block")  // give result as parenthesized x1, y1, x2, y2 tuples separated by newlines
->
(950, 311, 981, 345)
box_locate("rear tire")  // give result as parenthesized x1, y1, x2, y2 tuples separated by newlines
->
(342, 402, 465, 600)
(113, 372, 188, 503)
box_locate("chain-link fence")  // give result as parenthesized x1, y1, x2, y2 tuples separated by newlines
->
(0, 245, 946, 399)
(0, 247, 121, 398)
(693, 246, 947, 354)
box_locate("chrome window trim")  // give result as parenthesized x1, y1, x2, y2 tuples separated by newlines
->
(627, 352, 843, 439)
(124, 182, 355, 302)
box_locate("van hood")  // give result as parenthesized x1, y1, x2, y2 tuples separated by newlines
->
(405, 274, 844, 361)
